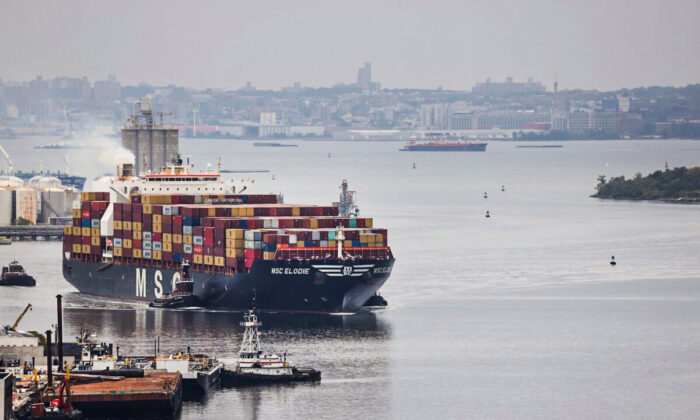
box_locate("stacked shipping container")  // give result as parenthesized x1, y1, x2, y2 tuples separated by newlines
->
(64, 193, 391, 274)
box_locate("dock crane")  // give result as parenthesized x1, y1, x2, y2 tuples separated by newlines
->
(0, 142, 14, 174)
(5, 303, 32, 331)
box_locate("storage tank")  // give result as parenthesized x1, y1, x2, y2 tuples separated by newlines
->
(0, 188, 12, 226)
(0, 176, 23, 188)
(40, 187, 68, 222)
(14, 187, 38, 224)
(28, 175, 62, 189)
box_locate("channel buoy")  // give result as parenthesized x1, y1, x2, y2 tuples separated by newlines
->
(501, 185, 505, 192)
(328, 153, 331, 158)
(484, 192, 488, 199)
(610, 256, 616, 266)
(412, 162, 416, 169)
(485, 210, 490, 218)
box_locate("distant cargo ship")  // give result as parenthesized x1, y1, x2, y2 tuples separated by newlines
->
(253, 142, 298, 147)
(400, 140, 487, 152)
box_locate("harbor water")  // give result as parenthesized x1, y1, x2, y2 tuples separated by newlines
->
(1, 138, 700, 419)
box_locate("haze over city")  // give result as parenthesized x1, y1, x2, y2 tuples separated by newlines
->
(1, 0, 699, 91)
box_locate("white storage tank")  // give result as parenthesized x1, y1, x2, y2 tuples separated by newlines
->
(0, 188, 12, 226)
(0, 176, 23, 188)
(40, 187, 68, 222)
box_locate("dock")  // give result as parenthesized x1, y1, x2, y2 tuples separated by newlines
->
(66, 371, 182, 415)
(0, 225, 64, 240)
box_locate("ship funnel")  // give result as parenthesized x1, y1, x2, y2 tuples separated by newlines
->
(119, 163, 135, 177)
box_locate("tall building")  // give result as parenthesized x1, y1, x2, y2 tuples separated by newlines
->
(121, 97, 179, 175)
(357, 62, 372, 91)
(93, 73, 121, 104)
(421, 103, 448, 129)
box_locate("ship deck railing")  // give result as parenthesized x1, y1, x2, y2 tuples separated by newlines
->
(274, 246, 393, 261)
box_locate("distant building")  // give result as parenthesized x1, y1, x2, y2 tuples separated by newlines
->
(601, 97, 619, 112)
(93, 74, 121, 103)
(421, 103, 448, 129)
(591, 111, 620, 133)
(472, 77, 546, 96)
(448, 111, 474, 130)
(618, 96, 631, 113)
(567, 111, 591, 134)
(260, 112, 277, 125)
(357, 62, 372, 91)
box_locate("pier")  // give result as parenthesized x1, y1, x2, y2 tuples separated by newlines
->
(0, 225, 64, 240)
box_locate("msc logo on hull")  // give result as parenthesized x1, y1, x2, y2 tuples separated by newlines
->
(311, 264, 374, 277)
(135, 269, 180, 299)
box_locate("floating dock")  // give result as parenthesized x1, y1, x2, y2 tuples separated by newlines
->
(67, 371, 182, 415)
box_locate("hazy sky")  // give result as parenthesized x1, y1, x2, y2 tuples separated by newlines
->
(1, 0, 698, 91)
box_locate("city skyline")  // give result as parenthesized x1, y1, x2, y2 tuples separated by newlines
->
(1, 0, 699, 92)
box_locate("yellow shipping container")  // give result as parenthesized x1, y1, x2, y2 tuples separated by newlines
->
(226, 229, 244, 239)
(297, 241, 305, 248)
(133, 231, 142, 240)
(214, 256, 225, 267)
(72, 226, 81, 236)
(375, 234, 383, 243)
(81, 244, 90, 253)
(193, 254, 203, 264)
(133, 249, 142, 258)
(72, 244, 81, 253)
(173, 234, 182, 244)
(123, 221, 132, 230)
(163, 242, 172, 252)
(246, 207, 254, 217)
(114, 220, 122, 230)
(91, 236, 100, 246)
(292, 207, 300, 216)
(163, 233, 172, 243)
(329, 240, 336, 247)
(153, 214, 162, 224)
(72, 209, 81, 218)
(207, 208, 216, 217)
(133, 222, 142, 232)
(153, 250, 162, 260)
(114, 247, 122, 257)
(153, 223, 162, 233)
(365, 218, 373, 228)
(344, 240, 352, 247)
(310, 219, 318, 229)
(204, 255, 214, 265)
(226, 238, 245, 249)
(226, 248, 244, 258)
(183, 235, 193, 245)
(81, 227, 90, 236)
(123, 239, 132, 249)
(143, 204, 152, 214)
(63, 225, 72, 235)
(263, 252, 275, 260)
(91, 227, 100, 237)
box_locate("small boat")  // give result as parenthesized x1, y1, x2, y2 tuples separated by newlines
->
(1, 261, 36, 286)
(222, 311, 321, 386)
(149, 261, 201, 308)
(0, 236, 11, 245)
(363, 292, 388, 309)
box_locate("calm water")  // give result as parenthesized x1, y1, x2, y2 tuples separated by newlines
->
(1, 138, 700, 419)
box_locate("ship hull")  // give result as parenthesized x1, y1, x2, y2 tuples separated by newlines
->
(400, 144, 487, 151)
(63, 258, 394, 313)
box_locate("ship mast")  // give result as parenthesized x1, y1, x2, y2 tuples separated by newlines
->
(239, 311, 262, 355)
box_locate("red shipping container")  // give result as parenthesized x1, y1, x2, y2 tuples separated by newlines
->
(163, 252, 173, 262)
(132, 211, 142, 222)
(123, 247, 132, 257)
(163, 215, 172, 225)
(143, 218, 152, 229)
(173, 224, 183, 235)
(214, 248, 224, 257)
(113, 229, 122, 239)
(81, 201, 91, 211)
(133, 240, 142, 249)
(193, 245, 203, 254)
(153, 205, 163, 214)
(81, 236, 90, 245)
(152, 232, 162, 242)
(204, 246, 215, 255)
(193, 226, 204, 236)
(172, 243, 183, 253)
(203, 237, 214, 247)
(163, 223, 172, 234)
(91, 245, 101, 255)
(173, 216, 183, 225)
(123, 230, 132, 239)
(81, 209, 90, 218)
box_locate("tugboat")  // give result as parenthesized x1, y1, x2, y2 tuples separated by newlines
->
(149, 261, 202, 309)
(363, 292, 388, 309)
(0, 236, 11, 245)
(221, 311, 321, 386)
(1, 261, 36, 286)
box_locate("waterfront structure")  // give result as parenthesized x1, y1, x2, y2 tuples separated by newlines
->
(121, 97, 179, 175)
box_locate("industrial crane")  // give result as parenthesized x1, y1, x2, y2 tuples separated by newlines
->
(7, 303, 32, 331)
(0, 143, 14, 174)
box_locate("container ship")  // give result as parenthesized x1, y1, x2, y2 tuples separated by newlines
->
(400, 139, 487, 152)
(61, 160, 394, 314)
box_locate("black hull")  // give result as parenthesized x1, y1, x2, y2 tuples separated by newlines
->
(0, 275, 36, 287)
(63, 258, 394, 313)
(149, 295, 202, 309)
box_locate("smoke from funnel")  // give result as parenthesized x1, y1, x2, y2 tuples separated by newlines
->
(99, 144, 135, 168)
